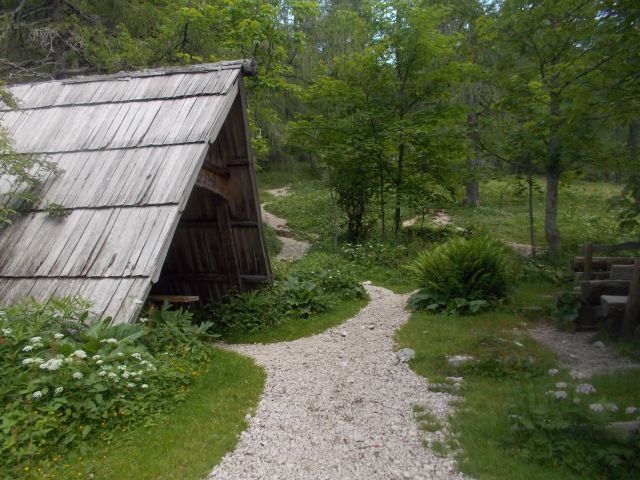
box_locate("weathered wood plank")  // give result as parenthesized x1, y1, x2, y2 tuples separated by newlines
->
(622, 260, 640, 339)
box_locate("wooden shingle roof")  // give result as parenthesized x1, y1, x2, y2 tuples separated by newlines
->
(0, 60, 257, 323)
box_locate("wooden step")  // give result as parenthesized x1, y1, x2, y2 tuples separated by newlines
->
(600, 295, 628, 317)
(581, 280, 631, 304)
(572, 257, 635, 272)
(611, 264, 634, 281)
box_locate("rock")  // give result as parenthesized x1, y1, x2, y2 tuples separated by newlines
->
(609, 420, 640, 439)
(592, 341, 605, 349)
(339, 331, 348, 338)
(396, 348, 416, 363)
(446, 355, 475, 367)
(445, 377, 464, 383)
(368, 325, 375, 330)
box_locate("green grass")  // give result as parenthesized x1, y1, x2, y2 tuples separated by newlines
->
(223, 296, 369, 344)
(56, 348, 265, 480)
(262, 222, 283, 258)
(395, 279, 640, 480)
(448, 177, 626, 250)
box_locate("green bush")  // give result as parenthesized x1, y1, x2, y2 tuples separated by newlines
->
(0, 297, 213, 478)
(508, 374, 640, 479)
(409, 236, 514, 314)
(206, 256, 365, 334)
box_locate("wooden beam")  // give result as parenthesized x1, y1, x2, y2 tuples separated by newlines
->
(161, 273, 268, 284)
(178, 219, 259, 228)
(580, 241, 640, 254)
(195, 166, 231, 200)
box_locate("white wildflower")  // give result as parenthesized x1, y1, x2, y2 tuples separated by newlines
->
(72, 371, 83, 380)
(626, 406, 638, 415)
(122, 372, 130, 379)
(54, 387, 64, 395)
(139, 317, 149, 324)
(107, 372, 118, 379)
(573, 398, 581, 405)
(22, 358, 34, 365)
(575, 383, 597, 395)
(22, 345, 34, 352)
(116, 352, 124, 358)
(548, 368, 559, 376)
(555, 382, 568, 389)
(54, 333, 64, 339)
(1, 328, 11, 336)
(40, 358, 64, 371)
(127, 382, 135, 388)
(98, 371, 107, 377)
(554, 390, 568, 399)
(32, 390, 43, 399)
(100, 338, 118, 345)
(91, 355, 101, 360)
(117, 365, 127, 371)
(131, 353, 142, 360)
(590, 403, 604, 412)
(30, 336, 42, 343)
(72, 350, 87, 359)
(96, 360, 104, 365)
(141, 384, 148, 389)
(607, 404, 619, 412)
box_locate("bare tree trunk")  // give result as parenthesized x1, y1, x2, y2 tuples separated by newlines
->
(545, 90, 562, 252)
(545, 171, 561, 251)
(464, 112, 481, 207)
(527, 173, 536, 257)
(394, 143, 404, 236)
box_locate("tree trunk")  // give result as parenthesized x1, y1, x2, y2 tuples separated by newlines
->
(628, 118, 639, 163)
(464, 112, 481, 207)
(394, 143, 404, 236)
(527, 173, 536, 257)
(545, 89, 562, 252)
(379, 158, 386, 238)
(545, 170, 561, 252)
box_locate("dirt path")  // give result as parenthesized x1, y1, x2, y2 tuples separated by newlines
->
(261, 186, 310, 261)
(208, 285, 466, 480)
(529, 324, 640, 379)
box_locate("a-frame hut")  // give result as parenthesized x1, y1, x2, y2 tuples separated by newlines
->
(0, 60, 271, 324)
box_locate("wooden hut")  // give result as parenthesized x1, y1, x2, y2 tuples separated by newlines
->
(0, 60, 271, 324)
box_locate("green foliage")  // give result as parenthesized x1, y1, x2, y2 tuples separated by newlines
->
(0, 127, 62, 227)
(409, 236, 514, 313)
(0, 297, 213, 478)
(552, 292, 581, 331)
(508, 375, 640, 479)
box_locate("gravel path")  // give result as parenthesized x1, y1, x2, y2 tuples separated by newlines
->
(208, 285, 466, 480)
(529, 324, 640, 378)
(261, 186, 311, 261)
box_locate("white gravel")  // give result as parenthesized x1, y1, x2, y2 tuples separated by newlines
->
(208, 285, 467, 480)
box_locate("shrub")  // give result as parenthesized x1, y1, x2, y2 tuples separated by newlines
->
(409, 236, 514, 314)
(508, 373, 640, 479)
(205, 256, 365, 334)
(0, 297, 213, 477)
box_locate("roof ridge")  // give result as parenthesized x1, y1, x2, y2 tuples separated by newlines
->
(6, 59, 256, 88)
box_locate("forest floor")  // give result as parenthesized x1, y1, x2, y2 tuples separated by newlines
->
(209, 284, 467, 480)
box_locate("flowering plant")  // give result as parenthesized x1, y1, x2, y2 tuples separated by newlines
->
(507, 371, 640, 478)
(0, 297, 213, 478)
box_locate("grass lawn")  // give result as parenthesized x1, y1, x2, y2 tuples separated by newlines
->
(395, 280, 640, 480)
(223, 296, 369, 344)
(448, 177, 626, 250)
(49, 348, 265, 480)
